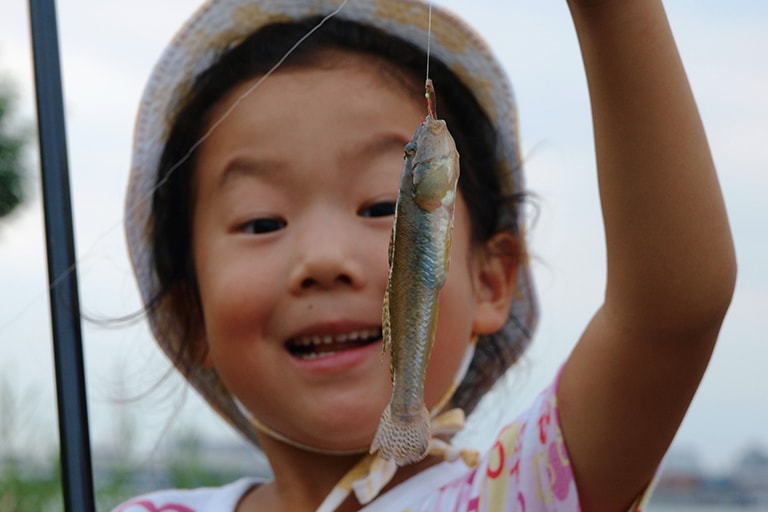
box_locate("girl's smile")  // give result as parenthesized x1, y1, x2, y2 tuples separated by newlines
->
(190, 55, 493, 452)
(285, 326, 382, 362)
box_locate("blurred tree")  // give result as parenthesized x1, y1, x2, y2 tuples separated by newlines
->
(0, 81, 27, 219)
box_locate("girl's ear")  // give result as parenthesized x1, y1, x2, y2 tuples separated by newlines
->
(471, 232, 520, 335)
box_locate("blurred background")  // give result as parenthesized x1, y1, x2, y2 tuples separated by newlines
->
(1, 1, 766, 510)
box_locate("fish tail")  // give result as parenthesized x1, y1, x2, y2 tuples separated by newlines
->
(370, 404, 431, 466)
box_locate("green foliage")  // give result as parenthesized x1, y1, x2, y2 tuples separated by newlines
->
(0, 81, 27, 219)
(0, 457, 63, 512)
(0, 378, 62, 511)
(0, 379, 269, 510)
(165, 430, 250, 490)
(0, 444, 259, 512)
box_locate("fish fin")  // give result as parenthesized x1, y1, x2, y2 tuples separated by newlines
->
(381, 225, 395, 363)
(370, 405, 431, 466)
(381, 286, 391, 363)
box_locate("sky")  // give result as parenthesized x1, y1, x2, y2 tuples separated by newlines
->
(0, 0, 766, 476)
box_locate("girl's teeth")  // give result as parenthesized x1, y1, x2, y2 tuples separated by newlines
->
(294, 329, 379, 347)
(289, 329, 382, 359)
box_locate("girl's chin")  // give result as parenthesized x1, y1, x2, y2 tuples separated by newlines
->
(252, 404, 384, 454)
(268, 428, 376, 455)
(299, 418, 381, 452)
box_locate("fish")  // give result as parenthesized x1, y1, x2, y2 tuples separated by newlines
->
(371, 80, 460, 466)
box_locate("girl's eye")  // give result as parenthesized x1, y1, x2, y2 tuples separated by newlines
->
(240, 217, 287, 234)
(360, 201, 396, 218)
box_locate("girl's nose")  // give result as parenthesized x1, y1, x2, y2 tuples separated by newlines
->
(288, 215, 369, 293)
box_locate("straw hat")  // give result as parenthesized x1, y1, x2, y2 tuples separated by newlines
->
(125, 0, 537, 449)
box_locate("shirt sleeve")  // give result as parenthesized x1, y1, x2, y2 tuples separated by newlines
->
(477, 373, 659, 512)
(475, 375, 581, 511)
(421, 372, 658, 511)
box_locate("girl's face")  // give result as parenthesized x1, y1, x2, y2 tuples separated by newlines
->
(191, 56, 495, 451)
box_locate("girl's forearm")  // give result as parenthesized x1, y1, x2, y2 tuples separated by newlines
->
(567, 0, 736, 332)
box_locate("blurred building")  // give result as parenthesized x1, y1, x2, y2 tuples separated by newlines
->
(732, 445, 768, 504)
(652, 444, 768, 507)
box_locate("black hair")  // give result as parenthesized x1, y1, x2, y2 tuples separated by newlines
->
(150, 17, 531, 415)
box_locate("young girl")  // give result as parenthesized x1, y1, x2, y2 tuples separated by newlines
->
(116, 0, 736, 511)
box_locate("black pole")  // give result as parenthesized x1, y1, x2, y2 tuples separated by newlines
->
(27, 1, 95, 510)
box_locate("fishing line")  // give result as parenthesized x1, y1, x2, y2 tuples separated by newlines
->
(2, 1, 350, 336)
(425, 1, 433, 84)
(424, 1, 437, 119)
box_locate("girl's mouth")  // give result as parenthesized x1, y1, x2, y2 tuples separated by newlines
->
(286, 328, 382, 360)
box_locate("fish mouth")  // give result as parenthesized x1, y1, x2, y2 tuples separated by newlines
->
(285, 328, 382, 360)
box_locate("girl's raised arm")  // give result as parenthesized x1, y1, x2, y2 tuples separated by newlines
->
(556, 1, 737, 510)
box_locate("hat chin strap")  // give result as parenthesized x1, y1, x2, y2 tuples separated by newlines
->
(237, 338, 480, 511)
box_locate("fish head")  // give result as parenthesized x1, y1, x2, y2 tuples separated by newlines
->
(407, 116, 460, 212)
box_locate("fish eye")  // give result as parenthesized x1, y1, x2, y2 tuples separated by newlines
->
(404, 142, 417, 157)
